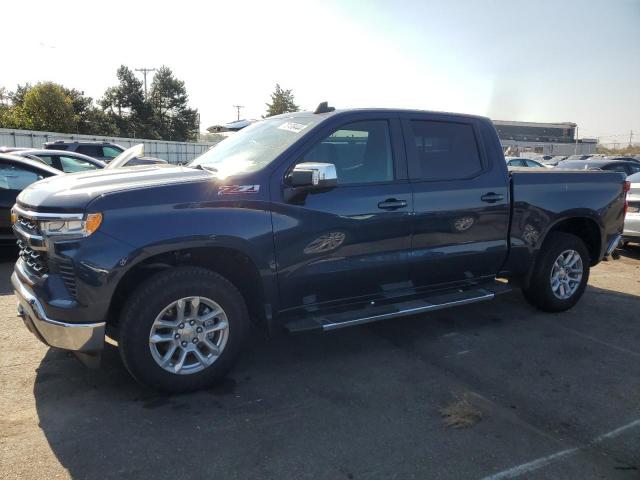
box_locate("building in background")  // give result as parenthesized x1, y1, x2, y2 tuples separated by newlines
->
(493, 120, 596, 155)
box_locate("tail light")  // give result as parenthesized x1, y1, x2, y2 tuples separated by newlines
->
(623, 180, 630, 218)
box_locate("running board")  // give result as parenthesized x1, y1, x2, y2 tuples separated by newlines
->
(284, 286, 503, 333)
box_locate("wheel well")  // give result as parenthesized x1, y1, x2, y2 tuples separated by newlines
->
(547, 217, 601, 265)
(108, 247, 266, 335)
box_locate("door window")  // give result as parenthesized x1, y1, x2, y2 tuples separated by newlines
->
(627, 164, 640, 175)
(302, 120, 394, 184)
(0, 162, 41, 190)
(102, 146, 122, 158)
(59, 156, 99, 173)
(35, 155, 55, 166)
(606, 164, 628, 174)
(406, 121, 482, 181)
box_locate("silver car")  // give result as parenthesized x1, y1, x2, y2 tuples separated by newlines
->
(624, 172, 640, 243)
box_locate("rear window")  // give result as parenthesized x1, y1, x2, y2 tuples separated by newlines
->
(406, 121, 482, 181)
(76, 145, 103, 157)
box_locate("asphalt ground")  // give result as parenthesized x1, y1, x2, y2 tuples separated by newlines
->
(1, 246, 639, 480)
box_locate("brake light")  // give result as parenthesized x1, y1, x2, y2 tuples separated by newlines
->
(623, 180, 630, 193)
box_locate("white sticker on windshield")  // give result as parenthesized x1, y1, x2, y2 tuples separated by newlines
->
(278, 122, 308, 133)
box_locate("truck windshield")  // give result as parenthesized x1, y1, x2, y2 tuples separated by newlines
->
(189, 116, 319, 178)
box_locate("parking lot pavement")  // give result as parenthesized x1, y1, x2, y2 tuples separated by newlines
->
(1, 249, 639, 480)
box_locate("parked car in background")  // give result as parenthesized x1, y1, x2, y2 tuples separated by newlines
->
(44, 141, 125, 162)
(565, 154, 595, 161)
(539, 155, 569, 167)
(505, 157, 545, 168)
(104, 144, 168, 169)
(555, 159, 640, 177)
(606, 156, 640, 164)
(0, 147, 30, 154)
(623, 172, 640, 245)
(0, 154, 60, 244)
(12, 149, 105, 173)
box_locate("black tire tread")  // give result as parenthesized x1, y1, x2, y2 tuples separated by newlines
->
(522, 231, 590, 313)
(118, 266, 249, 392)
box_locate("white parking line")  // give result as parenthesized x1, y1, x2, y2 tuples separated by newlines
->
(479, 419, 640, 480)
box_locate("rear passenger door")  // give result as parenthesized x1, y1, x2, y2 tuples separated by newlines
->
(401, 115, 510, 289)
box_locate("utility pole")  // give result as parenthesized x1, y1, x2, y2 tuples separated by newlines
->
(630, 130, 634, 147)
(135, 68, 156, 97)
(574, 125, 579, 155)
(233, 105, 244, 121)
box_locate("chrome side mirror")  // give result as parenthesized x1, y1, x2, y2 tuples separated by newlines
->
(289, 162, 338, 188)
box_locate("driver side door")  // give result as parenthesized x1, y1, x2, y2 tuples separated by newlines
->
(270, 115, 413, 312)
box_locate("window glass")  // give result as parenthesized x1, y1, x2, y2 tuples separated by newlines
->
(0, 162, 40, 190)
(76, 145, 102, 157)
(190, 116, 321, 177)
(509, 159, 525, 167)
(628, 164, 640, 174)
(59, 156, 99, 173)
(102, 146, 122, 158)
(607, 164, 628, 174)
(35, 155, 54, 166)
(525, 160, 542, 167)
(302, 120, 393, 184)
(407, 121, 482, 181)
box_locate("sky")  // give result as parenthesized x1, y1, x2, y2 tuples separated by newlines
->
(3, 0, 639, 142)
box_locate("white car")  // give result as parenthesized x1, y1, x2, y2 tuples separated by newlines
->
(624, 172, 640, 244)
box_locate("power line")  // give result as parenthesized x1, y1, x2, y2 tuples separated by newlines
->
(135, 68, 156, 97)
(232, 105, 244, 121)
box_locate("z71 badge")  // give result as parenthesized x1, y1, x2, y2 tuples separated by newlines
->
(218, 185, 261, 195)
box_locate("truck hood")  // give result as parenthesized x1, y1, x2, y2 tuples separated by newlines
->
(18, 165, 215, 210)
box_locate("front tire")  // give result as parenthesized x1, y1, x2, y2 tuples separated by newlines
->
(522, 232, 590, 312)
(118, 266, 249, 392)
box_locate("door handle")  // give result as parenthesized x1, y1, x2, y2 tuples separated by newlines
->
(378, 198, 408, 210)
(480, 192, 504, 203)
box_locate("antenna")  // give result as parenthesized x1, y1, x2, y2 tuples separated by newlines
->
(314, 101, 335, 114)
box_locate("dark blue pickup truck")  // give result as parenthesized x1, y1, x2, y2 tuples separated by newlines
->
(11, 106, 627, 391)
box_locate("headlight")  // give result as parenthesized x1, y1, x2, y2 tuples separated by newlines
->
(40, 213, 103, 238)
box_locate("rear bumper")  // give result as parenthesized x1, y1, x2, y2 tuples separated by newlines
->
(12, 272, 105, 353)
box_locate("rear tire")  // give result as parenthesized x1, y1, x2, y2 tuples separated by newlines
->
(118, 266, 249, 392)
(522, 232, 590, 312)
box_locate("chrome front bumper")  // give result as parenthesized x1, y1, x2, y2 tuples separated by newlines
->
(12, 272, 105, 353)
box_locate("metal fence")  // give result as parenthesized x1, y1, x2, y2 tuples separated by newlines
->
(0, 128, 223, 164)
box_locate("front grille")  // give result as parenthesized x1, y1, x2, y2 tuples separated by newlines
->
(17, 239, 49, 275)
(58, 261, 77, 298)
(16, 215, 39, 234)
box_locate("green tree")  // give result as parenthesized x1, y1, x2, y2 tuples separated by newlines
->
(265, 83, 299, 117)
(8, 82, 77, 132)
(149, 66, 199, 141)
(99, 65, 155, 138)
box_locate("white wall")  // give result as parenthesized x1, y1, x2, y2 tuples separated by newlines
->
(0, 128, 223, 164)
